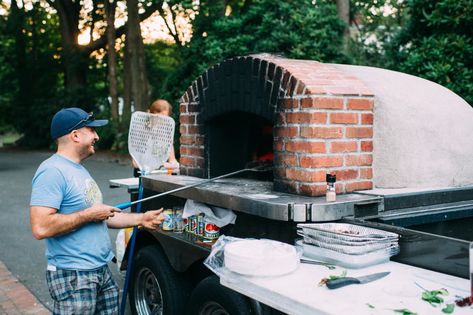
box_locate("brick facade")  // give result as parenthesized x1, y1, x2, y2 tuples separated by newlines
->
(178, 54, 374, 196)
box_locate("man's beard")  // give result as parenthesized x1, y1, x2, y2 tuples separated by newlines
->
(79, 142, 95, 159)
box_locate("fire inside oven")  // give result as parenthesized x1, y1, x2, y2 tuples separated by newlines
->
(205, 111, 273, 179)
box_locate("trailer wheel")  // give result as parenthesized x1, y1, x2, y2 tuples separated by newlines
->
(129, 245, 191, 315)
(187, 275, 252, 315)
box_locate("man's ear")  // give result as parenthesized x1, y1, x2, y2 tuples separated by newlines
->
(70, 130, 81, 143)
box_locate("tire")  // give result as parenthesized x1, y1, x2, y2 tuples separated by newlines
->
(187, 275, 252, 315)
(129, 245, 191, 315)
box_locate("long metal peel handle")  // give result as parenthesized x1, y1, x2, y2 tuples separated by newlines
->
(326, 277, 360, 289)
(115, 201, 132, 210)
(113, 167, 266, 210)
(129, 168, 257, 206)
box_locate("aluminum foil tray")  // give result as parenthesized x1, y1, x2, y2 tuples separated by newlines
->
(302, 235, 399, 255)
(297, 223, 399, 242)
(296, 240, 398, 269)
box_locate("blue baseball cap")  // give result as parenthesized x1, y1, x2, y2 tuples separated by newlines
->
(51, 107, 109, 140)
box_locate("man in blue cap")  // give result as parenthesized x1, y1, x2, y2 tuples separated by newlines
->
(29, 107, 164, 314)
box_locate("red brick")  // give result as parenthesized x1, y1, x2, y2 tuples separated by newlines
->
(180, 146, 204, 157)
(361, 141, 373, 152)
(275, 153, 298, 167)
(312, 98, 344, 109)
(188, 104, 199, 112)
(361, 113, 373, 125)
(179, 125, 187, 134)
(180, 114, 195, 124)
(301, 98, 314, 108)
(187, 125, 202, 134)
(287, 112, 327, 124)
(347, 98, 374, 110)
(274, 141, 284, 151)
(179, 104, 187, 113)
(286, 169, 326, 182)
(345, 154, 373, 166)
(300, 156, 343, 168)
(179, 156, 204, 167)
(180, 136, 195, 145)
(276, 112, 287, 125)
(330, 112, 358, 124)
(296, 82, 306, 95)
(330, 141, 358, 153)
(333, 169, 359, 181)
(301, 127, 343, 139)
(286, 141, 326, 153)
(360, 168, 373, 179)
(345, 181, 373, 192)
(275, 127, 298, 138)
(346, 127, 373, 138)
(279, 98, 299, 109)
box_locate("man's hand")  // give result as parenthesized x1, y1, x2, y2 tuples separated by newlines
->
(85, 204, 121, 221)
(140, 209, 164, 230)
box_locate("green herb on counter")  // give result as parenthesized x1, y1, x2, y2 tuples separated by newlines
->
(366, 303, 375, 309)
(441, 303, 455, 314)
(421, 288, 448, 306)
(318, 270, 347, 286)
(393, 308, 417, 315)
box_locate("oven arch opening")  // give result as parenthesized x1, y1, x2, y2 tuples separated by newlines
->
(205, 111, 273, 180)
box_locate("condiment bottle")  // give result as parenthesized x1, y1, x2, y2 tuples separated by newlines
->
(326, 174, 336, 202)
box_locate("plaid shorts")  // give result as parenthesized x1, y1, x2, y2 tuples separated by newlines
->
(46, 265, 119, 315)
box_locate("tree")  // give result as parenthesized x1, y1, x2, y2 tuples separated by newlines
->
(161, 0, 347, 103)
(348, 0, 407, 67)
(4, 1, 63, 147)
(125, 0, 149, 112)
(105, 0, 119, 121)
(388, 0, 473, 105)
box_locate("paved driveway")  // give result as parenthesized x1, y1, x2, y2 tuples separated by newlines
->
(0, 149, 133, 311)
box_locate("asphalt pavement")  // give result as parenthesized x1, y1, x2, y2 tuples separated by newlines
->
(0, 148, 134, 312)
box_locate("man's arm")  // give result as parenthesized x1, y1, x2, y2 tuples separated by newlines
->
(106, 209, 164, 230)
(30, 204, 120, 240)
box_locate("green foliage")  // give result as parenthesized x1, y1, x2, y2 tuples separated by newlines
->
(145, 41, 181, 102)
(0, 16, 16, 134)
(387, 0, 473, 105)
(348, 0, 407, 67)
(162, 0, 347, 107)
(1, 2, 112, 148)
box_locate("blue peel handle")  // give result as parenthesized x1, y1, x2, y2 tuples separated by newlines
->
(115, 202, 132, 210)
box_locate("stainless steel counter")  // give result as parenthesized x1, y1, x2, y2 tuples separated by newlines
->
(142, 175, 383, 222)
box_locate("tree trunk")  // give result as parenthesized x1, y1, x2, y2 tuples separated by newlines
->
(49, 0, 88, 91)
(126, 0, 149, 112)
(9, 0, 28, 107)
(123, 39, 132, 122)
(336, 0, 350, 43)
(105, 0, 119, 121)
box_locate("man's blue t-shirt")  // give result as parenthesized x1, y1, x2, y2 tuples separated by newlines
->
(30, 154, 114, 270)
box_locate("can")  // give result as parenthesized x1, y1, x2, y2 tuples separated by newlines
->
(161, 209, 174, 231)
(197, 214, 205, 236)
(173, 207, 184, 233)
(188, 215, 197, 234)
(183, 218, 189, 232)
(204, 220, 220, 239)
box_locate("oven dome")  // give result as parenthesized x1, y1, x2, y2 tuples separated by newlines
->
(334, 64, 473, 189)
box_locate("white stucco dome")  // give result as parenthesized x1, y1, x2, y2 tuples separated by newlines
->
(333, 64, 473, 189)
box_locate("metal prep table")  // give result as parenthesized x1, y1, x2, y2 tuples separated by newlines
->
(220, 260, 471, 315)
